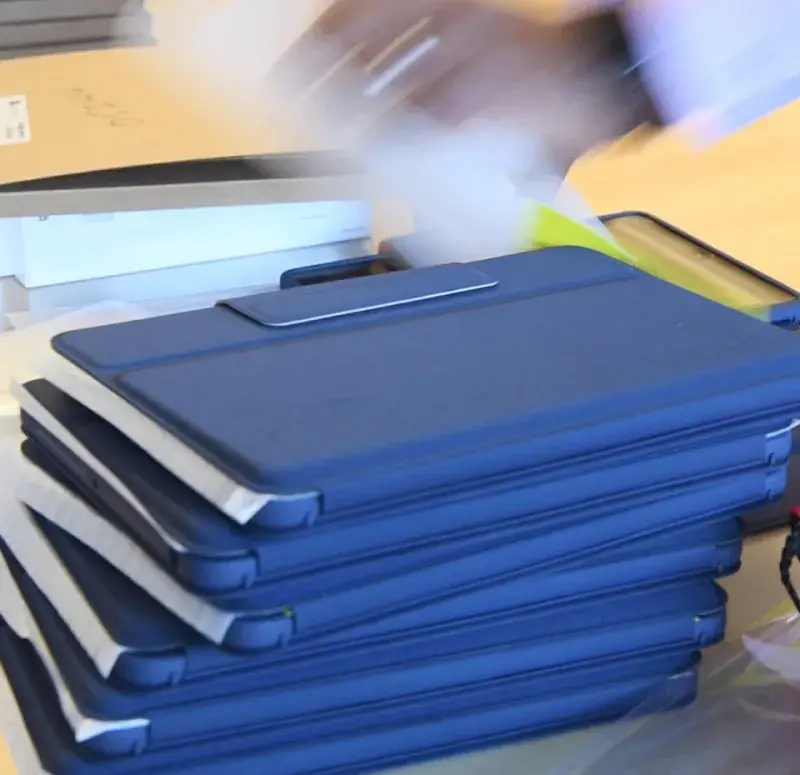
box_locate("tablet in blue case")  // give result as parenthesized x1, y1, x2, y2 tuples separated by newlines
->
(17, 379, 793, 594)
(19, 435, 764, 652)
(9, 497, 741, 690)
(45, 248, 800, 532)
(0, 618, 700, 775)
(9, 540, 725, 758)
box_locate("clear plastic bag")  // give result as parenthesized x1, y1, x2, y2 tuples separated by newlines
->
(546, 609, 800, 775)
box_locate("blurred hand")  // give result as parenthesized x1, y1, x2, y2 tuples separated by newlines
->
(280, 0, 661, 168)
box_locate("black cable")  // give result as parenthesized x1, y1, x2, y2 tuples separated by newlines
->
(779, 508, 800, 614)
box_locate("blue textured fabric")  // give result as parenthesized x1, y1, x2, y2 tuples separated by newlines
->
(0, 615, 699, 775)
(51, 248, 800, 496)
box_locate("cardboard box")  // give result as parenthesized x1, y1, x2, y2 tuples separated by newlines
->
(0, 38, 313, 185)
(3, 200, 370, 288)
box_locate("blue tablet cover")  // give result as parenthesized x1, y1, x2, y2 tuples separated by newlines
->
(0, 618, 699, 775)
(12, 544, 724, 758)
(741, 445, 800, 535)
(12, 501, 741, 690)
(50, 248, 800, 524)
(19, 379, 792, 594)
(21, 437, 764, 649)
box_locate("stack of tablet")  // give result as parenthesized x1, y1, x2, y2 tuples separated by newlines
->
(2, 246, 800, 775)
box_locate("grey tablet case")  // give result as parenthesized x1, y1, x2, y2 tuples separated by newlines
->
(0, 0, 154, 59)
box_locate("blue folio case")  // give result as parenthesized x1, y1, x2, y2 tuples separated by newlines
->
(8, 245, 793, 775)
(17, 432, 761, 655)
(41, 247, 800, 540)
(17, 378, 793, 597)
(5, 486, 742, 691)
(0, 615, 700, 775)
(5, 528, 726, 759)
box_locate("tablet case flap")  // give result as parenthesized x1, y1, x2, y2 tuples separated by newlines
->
(51, 247, 800, 493)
